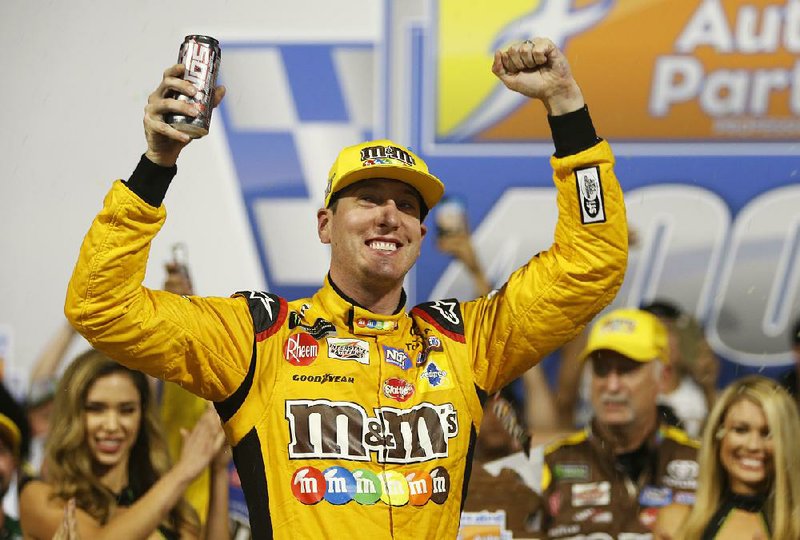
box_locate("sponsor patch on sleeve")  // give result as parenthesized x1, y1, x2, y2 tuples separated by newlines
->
(574, 166, 606, 225)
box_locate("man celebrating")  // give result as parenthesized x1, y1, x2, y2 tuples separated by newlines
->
(65, 38, 627, 539)
(532, 308, 699, 539)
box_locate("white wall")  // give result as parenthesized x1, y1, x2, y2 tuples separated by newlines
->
(0, 0, 381, 391)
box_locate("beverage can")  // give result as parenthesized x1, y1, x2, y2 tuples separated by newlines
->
(165, 35, 221, 139)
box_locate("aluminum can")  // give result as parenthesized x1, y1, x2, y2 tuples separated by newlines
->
(165, 35, 221, 138)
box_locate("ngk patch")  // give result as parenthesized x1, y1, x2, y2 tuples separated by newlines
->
(383, 345, 412, 369)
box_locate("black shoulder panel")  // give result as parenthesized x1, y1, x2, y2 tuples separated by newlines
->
(411, 299, 465, 343)
(234, 290, 288, 342)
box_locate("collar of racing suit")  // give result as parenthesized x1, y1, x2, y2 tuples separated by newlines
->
(317, 274, 415, 338)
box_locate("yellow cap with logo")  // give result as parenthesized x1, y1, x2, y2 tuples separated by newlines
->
(580, 308, 669, 364)
(324, 139, 444, 211)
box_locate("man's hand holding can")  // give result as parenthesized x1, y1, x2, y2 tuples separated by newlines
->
(143, 36, 225, 167)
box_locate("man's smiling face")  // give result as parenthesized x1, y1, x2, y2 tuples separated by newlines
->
(319, 179, 427, 292)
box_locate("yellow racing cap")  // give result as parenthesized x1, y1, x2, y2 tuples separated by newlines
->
(324, 139, 444, 211)
(580, 308, 669, 364)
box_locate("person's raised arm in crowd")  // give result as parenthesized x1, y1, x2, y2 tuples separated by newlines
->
(434, 205, 492, 297)
(24, 322, 78, 474)
(63, 37, 626, 539)
(523, 364, 561, 443)
(27, 322, 76, 393)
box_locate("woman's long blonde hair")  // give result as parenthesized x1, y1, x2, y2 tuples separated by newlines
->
(677, 375, 800, 539)
(44, 349, 197, 533)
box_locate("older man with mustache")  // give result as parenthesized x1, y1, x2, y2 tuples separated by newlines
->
(530, 308, 700, 539)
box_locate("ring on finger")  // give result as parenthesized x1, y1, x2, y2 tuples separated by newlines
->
(523, 39, 533, 46)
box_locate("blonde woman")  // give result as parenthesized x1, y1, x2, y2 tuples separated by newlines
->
(19, 349, 229, 540)
(654, 375, 800, 539)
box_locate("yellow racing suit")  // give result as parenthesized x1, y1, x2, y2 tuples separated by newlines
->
(65, 109, 627, 539)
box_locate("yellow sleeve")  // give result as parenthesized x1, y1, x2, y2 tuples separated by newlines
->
(65, 180, 254, 401)
(464, 141, 628, 394)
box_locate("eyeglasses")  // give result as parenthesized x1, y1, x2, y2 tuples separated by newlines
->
(590, 355, 645, 377)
